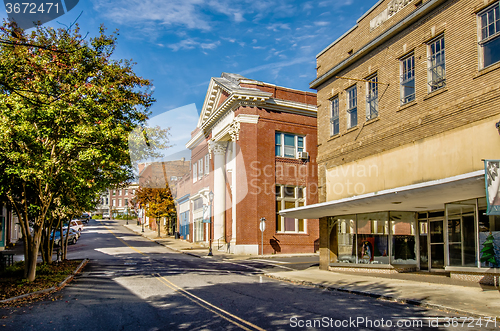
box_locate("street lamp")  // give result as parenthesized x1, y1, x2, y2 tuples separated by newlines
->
(208, 190, 214, 256)
(126, 206, 129, 225)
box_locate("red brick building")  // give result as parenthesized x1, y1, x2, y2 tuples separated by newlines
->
(178, 73, 319, 255)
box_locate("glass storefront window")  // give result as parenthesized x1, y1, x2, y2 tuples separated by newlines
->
(479, 209, 500, 268)
(357, 212, 389, 264)
(390, 211, 416, 264)
(337, 217, 356, 264)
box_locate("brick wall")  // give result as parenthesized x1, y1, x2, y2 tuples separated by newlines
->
(315, 0, 500, 203)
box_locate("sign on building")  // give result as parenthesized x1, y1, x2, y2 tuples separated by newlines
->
(485, 160, 500, 215)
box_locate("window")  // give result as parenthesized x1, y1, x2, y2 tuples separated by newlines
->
(132, 189, 135, 195)
(105, 197, 108, 205)
(366, 74, 378, 120)
(193, 198, 203, 210)
(124, 198, 128, 206)
(118, 199, 122, 207)
(330, 96, 340, 136)
(275, 132, 304, 158)
(428, 36, 446, 91)
(276, 185, 306, 233)
(112, 199, 116, 207)
(118, 190, 121, 196)
(198, 158, 203, 180)
(479, 3, 500, 68)
(400, 54, 415, 104)
(125, 189, 128, 195)
(204, 154, 210, 174)
(112, 190, 116, 196)
(193, 163, 197, 183)
(346, 85, 357, 128)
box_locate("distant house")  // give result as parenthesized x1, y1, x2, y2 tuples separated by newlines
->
(178, 72, 319, 255)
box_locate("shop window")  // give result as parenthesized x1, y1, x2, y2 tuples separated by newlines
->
(275, 132, 305, 158)
(365, 74, 378, 120)
(427, 36, 446, 91)
(337, 217, 356, 263)
(400, 53, 415, 104)
(357, 212, 389, 264)
(276, 185, 306, 233)
(478, 209, 500, 268)
(330, 96, 340, 136)
(446, 203, 476, 267)
(478, 3, 500, 68)
(346, 85, 357, 128)
(390, 211, 416, 264)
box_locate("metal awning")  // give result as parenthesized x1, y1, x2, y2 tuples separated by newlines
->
(280, 170, 485, 219)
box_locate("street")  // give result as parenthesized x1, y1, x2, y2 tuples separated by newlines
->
(1, 219, 498, 331)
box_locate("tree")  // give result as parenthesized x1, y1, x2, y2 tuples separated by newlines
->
(480, 232, 498, 267)
(135, 185, 176, 238)
(0, 22, 154, 281)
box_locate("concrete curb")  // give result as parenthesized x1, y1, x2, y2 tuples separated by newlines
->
(265, 274, 500, 322)
(0, 259, 89, 304)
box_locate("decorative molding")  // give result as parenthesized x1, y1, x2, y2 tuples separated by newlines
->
(208, 140, 228, 158)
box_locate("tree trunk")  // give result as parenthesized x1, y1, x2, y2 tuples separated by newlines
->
(157, 219, 161, 238)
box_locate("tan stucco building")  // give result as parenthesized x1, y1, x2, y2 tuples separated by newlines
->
(281, 0, 500, 283)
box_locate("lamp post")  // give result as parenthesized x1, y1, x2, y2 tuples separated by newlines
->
(126, 206, 129, 225)
(208, 191, 214, 256)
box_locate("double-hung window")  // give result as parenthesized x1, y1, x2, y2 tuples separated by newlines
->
(275, 185, 306, 233)
(428, 36, 446, 91)
(400, 53, 415, 104)
(479, 3, 500, 68)
(193, 163, 197, 183)
(198, 158, 203, 180)
(346, 85, 357, 128)
(366, 74, 378, 120)
(204, 154, 210, 174)
(275, 132, 304, 158)
(330, 96, 340, 136)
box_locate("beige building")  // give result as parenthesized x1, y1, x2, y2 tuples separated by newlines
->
(281, 0, 500, 283)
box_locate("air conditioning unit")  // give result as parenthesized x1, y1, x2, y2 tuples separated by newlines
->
(297, 151, 309, 160)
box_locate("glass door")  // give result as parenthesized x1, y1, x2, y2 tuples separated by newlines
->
(419, 220, 429, 270)
(429, 219, 445, 269)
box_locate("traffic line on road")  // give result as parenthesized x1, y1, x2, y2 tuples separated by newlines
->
(103, 225, 147, 256)
(154, 273, 266, 331)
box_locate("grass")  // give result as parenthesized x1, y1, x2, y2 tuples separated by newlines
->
(0, 260, 82, 303)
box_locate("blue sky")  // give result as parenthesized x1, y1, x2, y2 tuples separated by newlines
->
(2, 0, 377, 156)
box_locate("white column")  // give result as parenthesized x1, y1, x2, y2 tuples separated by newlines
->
(231, 141, 237, 250)
(212, 141, 227, 243)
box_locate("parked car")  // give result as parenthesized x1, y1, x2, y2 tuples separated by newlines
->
(80, 213, 91, 223)
(51, 230, 78, 246)
(63, 219, 84, 233)
(103, 213, 110, 219)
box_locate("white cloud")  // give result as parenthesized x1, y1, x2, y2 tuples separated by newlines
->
(314, 21, 330, 26)
(266, 23, 291, 32)
(168, 38, 220, 52)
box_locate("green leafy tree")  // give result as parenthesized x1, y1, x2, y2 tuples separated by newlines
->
(0, 22, 154, 281)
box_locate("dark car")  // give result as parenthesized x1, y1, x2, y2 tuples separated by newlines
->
(80, 213, 91, 223)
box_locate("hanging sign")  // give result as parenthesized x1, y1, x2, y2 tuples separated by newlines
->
(485, 160, 500, 215)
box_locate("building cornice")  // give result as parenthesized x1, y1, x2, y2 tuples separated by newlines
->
(310, 0, 445, 89)
(185, 129, 205, 150)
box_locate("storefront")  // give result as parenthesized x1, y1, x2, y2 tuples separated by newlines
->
(281, 171, 500, 284)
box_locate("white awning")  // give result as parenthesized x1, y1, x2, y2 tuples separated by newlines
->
(280, 170, 485, 219)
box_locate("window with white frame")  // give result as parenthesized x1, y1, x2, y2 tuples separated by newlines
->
(112, 199, 116, 207)
(118, 199, 122, 207)
(275, 185, 306, 233)
(478, 3, 500, 68)
(427, 36, 446, 91)
(275, 132, 304, 158)
(124, 198, 128, 206)
(346, 85, 357, 128)
(330, 96, 340, 136)
(366, 74, 378, 120)
(125, 189, 128, 195)
(198, 158, 203, 180)
(193, 163, 197, 183)
(204, 154, 210, 174)
(400, 53, 415, 104)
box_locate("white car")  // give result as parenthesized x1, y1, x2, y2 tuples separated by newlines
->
(66, 219, 84, 232)
(103, 213, 110, 219)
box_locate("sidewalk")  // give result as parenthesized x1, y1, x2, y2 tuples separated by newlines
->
(123, 220, 500, 321)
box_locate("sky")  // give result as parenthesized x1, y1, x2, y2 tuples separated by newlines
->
(1, 0, 378, 157)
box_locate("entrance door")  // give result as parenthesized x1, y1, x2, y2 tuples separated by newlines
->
(419, 220, 428, 270)
(429, 219, 445, 269)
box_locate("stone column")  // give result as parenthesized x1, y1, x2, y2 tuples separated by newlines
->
(230, 140, 237, 251)
(211, 141, 227, 243)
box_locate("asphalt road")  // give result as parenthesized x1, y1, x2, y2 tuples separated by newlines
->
(1, 219, 498, 330)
